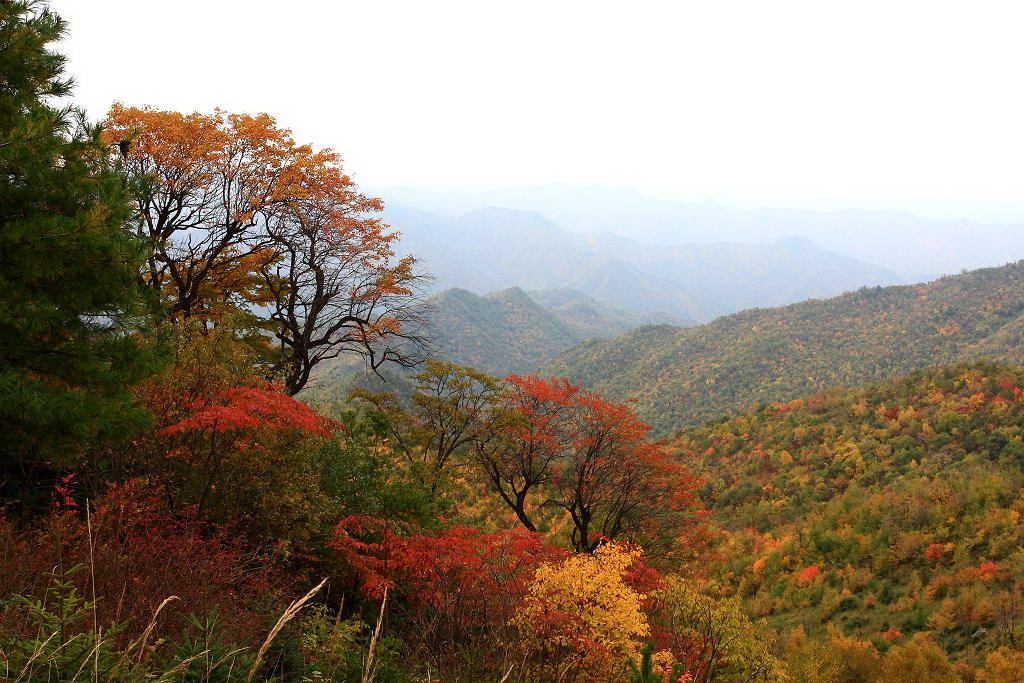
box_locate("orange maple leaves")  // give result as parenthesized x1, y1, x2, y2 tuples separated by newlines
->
(105, 104, 368, 218)
(104, 103, 425, 393)
(482, 375, 704, 556)
(103, 102, 394, 315)
(796, 565, 821, 586)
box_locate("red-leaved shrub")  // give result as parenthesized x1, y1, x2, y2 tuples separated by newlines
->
(331, 516, 566, 670)
(0, 481, 287, 648)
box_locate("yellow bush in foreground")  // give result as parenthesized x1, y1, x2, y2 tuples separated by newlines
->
(515, 544, 651, 681)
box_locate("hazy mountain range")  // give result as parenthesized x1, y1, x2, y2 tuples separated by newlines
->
(382, 184, 1024, 280)
(422, 286, 685, 376)
(314, 192, 1024, 430)
(384, 203, 905, 322)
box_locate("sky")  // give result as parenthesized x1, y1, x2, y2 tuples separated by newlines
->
(53, 0, 1024, 222)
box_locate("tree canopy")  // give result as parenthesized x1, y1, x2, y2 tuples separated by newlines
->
(0, 0, 158, 490)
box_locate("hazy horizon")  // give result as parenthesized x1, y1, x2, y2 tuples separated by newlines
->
(373, 181, 1024, 226)
(53, 0, 1024, 225)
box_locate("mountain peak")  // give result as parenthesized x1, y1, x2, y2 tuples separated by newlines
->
(485, 286, 534, 304)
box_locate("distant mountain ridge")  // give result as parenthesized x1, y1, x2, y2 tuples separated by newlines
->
(422, 285, 686, 376)
(381, 184, 1024, 279)
(543, 260, 1024, 434)
(384, 203, 905, 322)
(529, 288, 686, 338)
(308, 285, 673, 398)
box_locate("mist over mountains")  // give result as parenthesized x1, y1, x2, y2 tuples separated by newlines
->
(316, 188, 1024, 424)
(384, 202, 906, 322)
(25, 0, 1024, 674)
(383, 184, 1024, 280)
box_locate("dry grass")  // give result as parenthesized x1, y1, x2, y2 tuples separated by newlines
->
(361, 587, 389, 683)
(3, 575, 333, 682)
(245, 576, 328, 683)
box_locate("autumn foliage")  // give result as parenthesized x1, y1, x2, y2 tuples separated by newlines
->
(12, 4, 1024, 679)
(353, 366, 707, 559)
(331, 517, 566, 671)
(796, 565, 821, 586)
(103, 104, 426, 395)
(0, 481, 284, 649)
(94, 321, 340, 543)
(482, 373, 706, 555)
(515, 543, 657, 680)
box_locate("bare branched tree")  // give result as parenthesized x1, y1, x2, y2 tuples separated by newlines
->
(105, 105, 430, 393)
(262, 192, 431, 394)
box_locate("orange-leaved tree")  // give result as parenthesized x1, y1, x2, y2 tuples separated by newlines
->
(474, 375, 578, 533)
(476, 375, 705, 557)
(104, 104, 427, 394)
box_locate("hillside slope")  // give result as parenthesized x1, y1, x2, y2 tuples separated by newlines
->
(426, 287, 582, 376)
(529, 287, 688, 337)
(544, 261, 1024, 433)
(308, 285, 677, 402)
(672, 362, 1024, 662)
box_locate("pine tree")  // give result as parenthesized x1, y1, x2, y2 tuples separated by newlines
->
(0, 1, 158, 496)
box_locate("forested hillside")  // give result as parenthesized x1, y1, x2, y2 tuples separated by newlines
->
(0, 8, 773, 677)
(309, 286, 678, 396)
(546, 261, 1024, 433)
(530, 287, 689, 337)
(423, 287, 580, 375)
(673, 362, 1024, 666)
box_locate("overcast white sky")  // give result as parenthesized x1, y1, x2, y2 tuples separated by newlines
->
(53, 0, 1024, 222)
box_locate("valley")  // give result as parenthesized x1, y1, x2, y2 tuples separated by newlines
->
(10, 2, 1024, 677)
